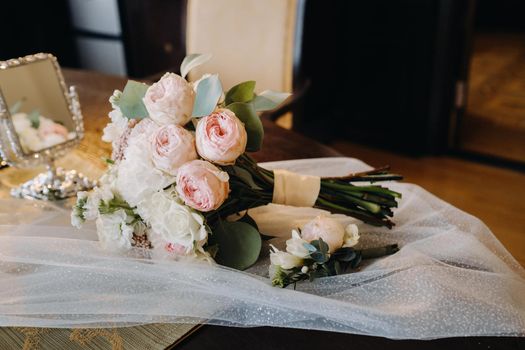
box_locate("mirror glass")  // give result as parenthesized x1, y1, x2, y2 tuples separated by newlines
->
(0, 59, 76, 154)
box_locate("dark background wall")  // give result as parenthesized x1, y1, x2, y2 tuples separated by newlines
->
(0, 1, 77, 67)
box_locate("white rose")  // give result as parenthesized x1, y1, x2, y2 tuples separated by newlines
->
(301, 216, 345, 253)
(137, 188, 207, 253)
(342, 224, 360, 248)
(96, 209, 134, 251)
(285, 229, 311, 258)
(143, 73, 195, 126)
(269, 245, 303, 270)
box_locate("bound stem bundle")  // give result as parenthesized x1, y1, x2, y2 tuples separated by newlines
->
(208, 154, 403, 228)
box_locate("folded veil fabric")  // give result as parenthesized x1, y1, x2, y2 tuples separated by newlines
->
(0, 158, 524, 339)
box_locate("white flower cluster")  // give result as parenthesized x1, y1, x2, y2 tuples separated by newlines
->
(269, 216, 360, 272)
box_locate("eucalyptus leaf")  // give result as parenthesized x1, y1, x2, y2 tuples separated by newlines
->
(237, 213, 259, 231)
(226, 102, 263, 151)
(252, 90, 291, 112)
(351, 253, 362, 269)
(192, 74, 223, 117)
(225, 81, 256, 105)
(333, 247, 356, 262)
(213, 220, 262, 270)
(318, 238, 329, 254)
(27, 109, 40, 129)
(310, 251, 329, 264)
(303, 242, 317, 253)
(115, 80, 150, 119)
(334, 260, 342, 275)
(180, 53, 212, 79)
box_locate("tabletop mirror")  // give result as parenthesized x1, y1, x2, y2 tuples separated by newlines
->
(0, 53, 94, 200)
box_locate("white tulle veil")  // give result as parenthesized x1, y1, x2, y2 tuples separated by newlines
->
(0, 158, 524, 339)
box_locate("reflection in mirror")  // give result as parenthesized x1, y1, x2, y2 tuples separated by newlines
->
(0, 59, 76, 153)
(0, 53, 94, 200)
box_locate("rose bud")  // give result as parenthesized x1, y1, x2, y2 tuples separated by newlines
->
(150, 124, 197, 175)
(195, 109, 247, 165)
(176, 160, 230, 212)
(301, 216, 346, 253)
(143, 72, 195, 126)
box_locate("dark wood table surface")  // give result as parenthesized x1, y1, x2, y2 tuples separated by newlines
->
(65, 69, 524, 350)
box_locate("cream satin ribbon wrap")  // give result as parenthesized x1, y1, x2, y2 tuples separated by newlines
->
(272, 169, 321, 207)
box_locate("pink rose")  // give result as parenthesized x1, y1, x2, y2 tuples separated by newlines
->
(176, 160, 229, 212)
(165, 242, 190, 255)
(195, 109, 247, 165)
(143, 73, 195, 126)
(150, 124, 197, 175)
(301, 216, 345, 253)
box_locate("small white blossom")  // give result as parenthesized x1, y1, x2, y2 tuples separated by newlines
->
(71, 191, 88, 228)
(70, 211, 84, 229)
(269, 245, 303, 270)
(285, 229, 311, 258)
(102, 108, 128, 145)
(95, 209, 134, 251)
(109, 90, 122, 109)
(342, 224, 360, 248)
(84, 185, 114, 220)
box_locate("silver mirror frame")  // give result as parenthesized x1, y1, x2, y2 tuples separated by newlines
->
(0, 53, 84, 167)
(0, 53, 94, 200)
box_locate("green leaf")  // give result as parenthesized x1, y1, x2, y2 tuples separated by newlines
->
(212, 220, 262, 270)
(226, 102, 263, 151)
(237, 212, 259, 231)
(192, 74, 223, 117)
(318, 238, 329, 254)
(225, 81, 256, 105)
(9, 99, 25, 114)
(310, 238, 330, 263)
(28, 109, 40, 129)
(252, 90, 291, 112)
(333, 247, 356, 262)
(310, 251, 329, 264)
(102, 157, 115, 165)
(180, 53, 212, 79)
(115, 80, 150, 119)
(334, 260, 342, 275)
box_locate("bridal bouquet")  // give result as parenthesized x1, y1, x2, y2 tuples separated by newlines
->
(72, 54, 402, 285)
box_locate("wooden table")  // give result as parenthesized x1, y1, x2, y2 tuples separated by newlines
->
(63, 69, 522, 350)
